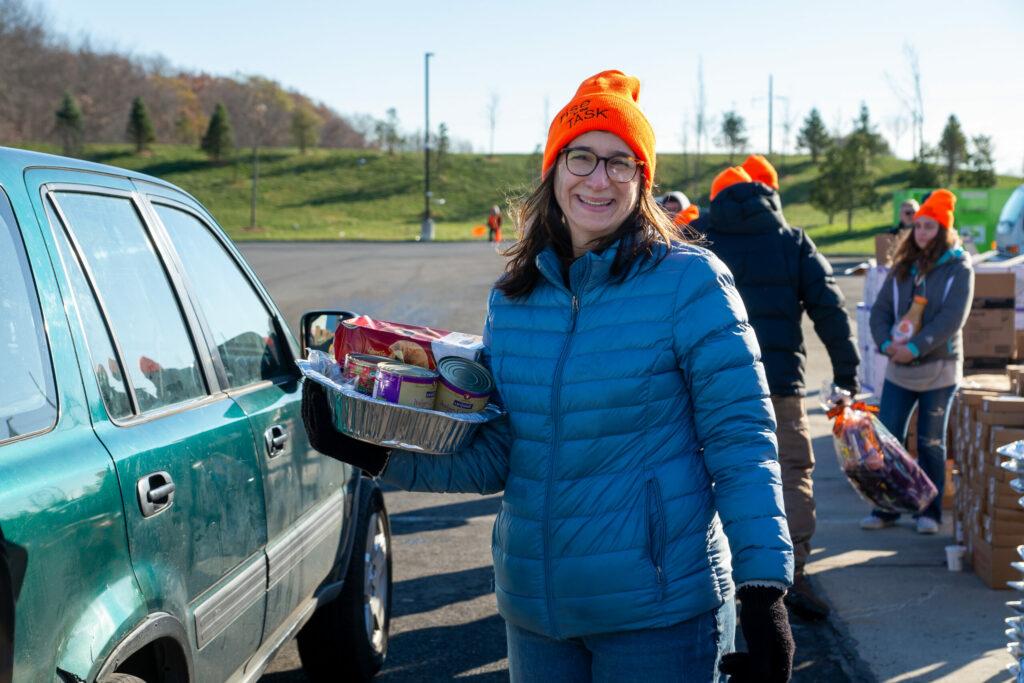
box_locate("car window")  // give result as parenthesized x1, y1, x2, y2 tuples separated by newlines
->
(152, 203, 289, 387)
(0, 187, 57, 442)
(45, 198, 132, 419)
(51, 192, 206, 413)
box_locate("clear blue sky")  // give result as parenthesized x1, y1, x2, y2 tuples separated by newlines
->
(43, 0, 1024, 175)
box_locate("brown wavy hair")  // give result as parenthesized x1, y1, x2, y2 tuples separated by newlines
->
(495, 168, 699, 300)
(890, 224, 960, 282)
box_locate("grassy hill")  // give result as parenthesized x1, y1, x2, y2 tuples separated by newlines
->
(15, 142, 1023, 255)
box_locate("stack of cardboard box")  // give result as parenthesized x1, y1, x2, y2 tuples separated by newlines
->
(950, 373, 1024, 589)
(964, 272, 1016, 365)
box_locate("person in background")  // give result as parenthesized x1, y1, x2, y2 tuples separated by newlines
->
(488, 204, 503, 243)
(887, 198, 920, 235)
(703, 159, 860, 622)
(742, 154, 779, 192)
(661, 190, 701, 227)
(303, 70, 795, 683)
(863, 189, 973, 534)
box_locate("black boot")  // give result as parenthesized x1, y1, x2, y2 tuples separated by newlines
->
(784, 569, 831, 620)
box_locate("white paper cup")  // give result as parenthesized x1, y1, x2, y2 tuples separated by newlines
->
(945, 544, 967, 572)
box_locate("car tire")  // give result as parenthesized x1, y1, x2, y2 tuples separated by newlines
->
(297, 481, 392, 682)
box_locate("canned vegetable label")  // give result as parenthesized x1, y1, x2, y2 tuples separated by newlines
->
(343, 353, 392, 395)
(373, 362, 438, 409)
(434, 356, 494, 413)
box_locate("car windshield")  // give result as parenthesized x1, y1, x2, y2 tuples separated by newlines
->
(997, 186, 1024, 234)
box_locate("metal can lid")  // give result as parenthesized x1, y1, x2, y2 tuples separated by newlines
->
(376, 362, 439, 381)
(437, 356, 494, 396)
(345, 353, 392, 367)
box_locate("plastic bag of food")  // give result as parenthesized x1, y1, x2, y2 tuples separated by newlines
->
(333, 315, 484, 370)
(827, 401, 937, 514)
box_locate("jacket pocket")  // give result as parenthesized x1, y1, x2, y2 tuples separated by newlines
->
(645, 474, 667, 596)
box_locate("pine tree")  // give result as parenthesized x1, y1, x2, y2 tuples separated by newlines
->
(55, 90, 84, 157)
(797, 108, 830, 163)
(291, 106, 322, 154)
(201, 102, 235, 162)
(938, 114, 968, 185)
(959, 135, 997, 188)
(125, 96, 156, 153)
(810, 135, 883, 231)
(715, 111, 747, 164)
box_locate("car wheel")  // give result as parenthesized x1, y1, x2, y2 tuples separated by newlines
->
(297, 482, 392, 682)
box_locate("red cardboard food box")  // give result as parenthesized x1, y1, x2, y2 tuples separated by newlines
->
(333, 315, 484, 370)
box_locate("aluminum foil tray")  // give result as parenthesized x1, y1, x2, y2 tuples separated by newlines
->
(297, 352, 505, 455)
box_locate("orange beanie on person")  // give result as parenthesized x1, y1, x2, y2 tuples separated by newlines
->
(710, 166, 753, 201)
(674, 205, 700, 226)
(915, 189, 956, 229)
(742, 154, 779, 190)
(542, 70, 656, 190)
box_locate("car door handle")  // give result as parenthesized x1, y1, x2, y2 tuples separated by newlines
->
(265, 425, 288, 458)
(137, 471, 175, 518)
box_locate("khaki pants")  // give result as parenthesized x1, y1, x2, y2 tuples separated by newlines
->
(771, 394, 815, 571)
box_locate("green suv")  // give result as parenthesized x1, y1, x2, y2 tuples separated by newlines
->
(0, 147, 391, 682)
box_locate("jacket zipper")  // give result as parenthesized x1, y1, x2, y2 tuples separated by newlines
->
(543, 290, 580, 637)
(646, 477, 667, 598)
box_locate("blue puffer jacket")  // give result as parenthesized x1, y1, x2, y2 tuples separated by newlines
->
(382, 239, 793, 639)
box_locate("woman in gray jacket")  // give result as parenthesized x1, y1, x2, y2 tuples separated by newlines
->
(864, 190, 974, 534)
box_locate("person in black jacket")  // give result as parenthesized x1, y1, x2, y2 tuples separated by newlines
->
(703, 158, 860, 621)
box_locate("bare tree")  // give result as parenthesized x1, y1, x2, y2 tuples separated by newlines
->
(885, 114, 909, 159)
(486, 93, 499, 158)
(692, 58, 708, 193)
(885, 43, 924, 161)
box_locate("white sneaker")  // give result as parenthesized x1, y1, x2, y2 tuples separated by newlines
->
(860, 514, 895, 530)
(916, 517, 939, 534)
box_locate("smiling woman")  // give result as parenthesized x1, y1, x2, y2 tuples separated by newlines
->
(302, 69, 797, 683)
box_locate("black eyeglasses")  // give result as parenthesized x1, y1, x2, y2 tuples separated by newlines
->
(561, 148, 643, 183)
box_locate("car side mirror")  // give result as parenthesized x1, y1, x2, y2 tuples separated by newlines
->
(299, 310, 357, 359)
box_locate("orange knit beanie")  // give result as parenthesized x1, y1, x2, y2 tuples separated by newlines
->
(742, 154, 779, 190)
(916, 189, 956, 229)
(710, 166, 753, 200)
(542, 70, 656, 190)
(674, 204, 700, 226)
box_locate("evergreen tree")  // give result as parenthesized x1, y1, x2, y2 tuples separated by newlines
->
(907, 145, 942, 188)
(55, 90, 83, 157)
(125, 96, 156, 153)
(291, 105, 322, 154)
(201, 102, 234, 162)
(715, 110, 747, 163)
(810, 135, 883, 231)
(435, 122, 450, 174)
(959, 135, 997, 187)
(796, 108, 830, 163)
(373, 108, 403, 155)
(852, 103, 890, 156)
(938, 114, 968, 185)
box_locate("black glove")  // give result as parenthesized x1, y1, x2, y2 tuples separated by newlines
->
(719, 585, 794, 683)
(833, 374, 860, 396)
(301, 379, 390, 476)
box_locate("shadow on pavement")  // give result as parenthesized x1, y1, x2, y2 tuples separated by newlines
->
(388, 496, 501, 535)
(392, 565, 494, 618)
(377, 614, 508, 682)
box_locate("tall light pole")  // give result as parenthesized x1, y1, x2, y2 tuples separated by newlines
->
(421, 52, 435, 241)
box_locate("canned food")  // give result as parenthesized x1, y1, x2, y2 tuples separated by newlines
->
(434, 356, 494, 413)
(373, 362, 438, 409)
(343, 353, 392, 395)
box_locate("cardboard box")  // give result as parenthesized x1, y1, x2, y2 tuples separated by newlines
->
(964, 308, 1015, 358)
(973, 271, 1016, 301)
(874, 234, 899, 267)
(970, 533, 1019, 589)
(989, 426, 1024, 449)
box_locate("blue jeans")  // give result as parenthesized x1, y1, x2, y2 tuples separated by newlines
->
(505, 601, 735, 683)
(873, 379, 957, 523)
